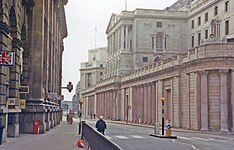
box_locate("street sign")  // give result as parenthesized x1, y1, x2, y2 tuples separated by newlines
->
(19, 99, 26, 109)
(19, 86, 29, 93)
(8, 98, 16, 105)
(0, 51, 14, 65)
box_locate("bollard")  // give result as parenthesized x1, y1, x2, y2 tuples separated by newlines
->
(166, 124, 171, 136)
(154, 123, 160, 134)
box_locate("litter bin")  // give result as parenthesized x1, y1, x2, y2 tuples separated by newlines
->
(0, 125, 5, 145)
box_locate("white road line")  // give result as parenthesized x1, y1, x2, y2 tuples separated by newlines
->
(115, 135, 129, 139)
(178, 136, 191, 140)
(130, 135, 145, 139)
(193, 137, 210, 141)
(208, 138, 227, 142)
(105, 136, 111, 140)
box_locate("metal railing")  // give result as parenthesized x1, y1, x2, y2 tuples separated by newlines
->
(81, 121, 123, 150)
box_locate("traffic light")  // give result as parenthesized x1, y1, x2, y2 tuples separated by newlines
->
(67, 82, 73, 92)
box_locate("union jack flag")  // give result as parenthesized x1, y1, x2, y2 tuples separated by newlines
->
(0, 51, 14, 65)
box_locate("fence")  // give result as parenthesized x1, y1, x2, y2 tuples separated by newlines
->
(81, 121, 123, 150)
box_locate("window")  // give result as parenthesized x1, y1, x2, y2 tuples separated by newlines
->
(198, 33, 201, 46)
(214, 6, 218, 16)
(225, 20, 229, 35)
(100, 72, 103, 76)
(205, 29, 208, 39)
(143, 57, 148, 62)
(198, 17, 201, 25)
(151, 37, 155, 49)
(156, 22, 162, 28)
(130, 40, 132, 50)
(191, 36, 194, 48)
(191, 20, 194, 29)
(100, 64, 103, 67)
(205, 12, 208, 22)
(225, 1, 229, 12)
(156, 33, 163, 49)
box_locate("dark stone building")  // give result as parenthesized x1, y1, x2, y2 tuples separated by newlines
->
(0, 0, 68, 143)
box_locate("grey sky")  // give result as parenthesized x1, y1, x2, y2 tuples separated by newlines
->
(62, 0, 178, 101)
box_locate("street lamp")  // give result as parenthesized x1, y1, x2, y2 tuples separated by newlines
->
(78, 98, 84, 135)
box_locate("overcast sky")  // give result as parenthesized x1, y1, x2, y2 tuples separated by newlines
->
(62, 0, 178, 101)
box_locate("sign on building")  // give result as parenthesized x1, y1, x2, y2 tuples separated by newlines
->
(8, 98, 16, 105)
(19, 99, 26, 109)
(0, 51, 14, 65)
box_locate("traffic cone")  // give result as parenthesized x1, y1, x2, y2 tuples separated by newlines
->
(76, 139, 85, 148)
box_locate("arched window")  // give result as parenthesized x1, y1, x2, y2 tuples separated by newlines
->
(156, 33, 163, 49)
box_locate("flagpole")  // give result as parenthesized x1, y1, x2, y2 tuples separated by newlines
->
(125, 0, 127, 11)
(95, 27, 97, 48)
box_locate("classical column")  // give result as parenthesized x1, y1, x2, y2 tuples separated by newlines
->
(186, 73, 190, 129)
(143, 83, 148, 123)
(110, 90, 113, 120)
(219, 69, 229, 132)
(155, 81, 158, 123)
(125, 25, 128, 50)
(170, 78, 174, 127)
(148, 82, 152, 124)
(151, 82, 156, 124)
(120, 25, 124, 50)
(200, 70, 209, 131)
(140, 84, 144, 123)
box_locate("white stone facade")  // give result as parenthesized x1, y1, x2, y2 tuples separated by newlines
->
(80, 47, 107, 91)
(81, 0, 234, 132)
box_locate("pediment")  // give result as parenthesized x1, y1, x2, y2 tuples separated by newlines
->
(105, 13, 119, 33)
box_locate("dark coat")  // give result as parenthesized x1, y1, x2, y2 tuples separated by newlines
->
(95, 119, 107, 133)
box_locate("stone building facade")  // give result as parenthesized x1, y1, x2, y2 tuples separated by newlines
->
(0, 0, 68, 143)
(80, 47, 107, 116)
(81, 0, 234, 132)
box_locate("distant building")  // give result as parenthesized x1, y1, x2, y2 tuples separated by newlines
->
(81, 0, 234, 132)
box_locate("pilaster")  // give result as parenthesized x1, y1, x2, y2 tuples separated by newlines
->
(200, 70, 209, 131)
(219, 69, 229, 132)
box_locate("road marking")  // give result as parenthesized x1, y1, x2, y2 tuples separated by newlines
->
(172, 139, 199, 150)
(115, 135, 129, 139)
(178, 136, 191, 140)
(193, 137, 210, 141)
(130, 135, 145, 139)
(105, 136, 111, 140)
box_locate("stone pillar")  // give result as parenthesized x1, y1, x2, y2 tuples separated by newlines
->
(148, 82, 152, 124)
(186, 73, 190, 129)
(143, 83, 148, 123)
(125, 25, 128, 50)
(175, 76, 181, 128)
(219, 69, 229, 132)
(170, 78, 174, 127)
(151, 82, 156, 124)
(195, 72, 201, 130)
(140, 85, 144, 123)
(155, 81, 158, 123)
(232, 71, 234, 131)
(120, 25, 124, 50)
(200, 70, 209, 131)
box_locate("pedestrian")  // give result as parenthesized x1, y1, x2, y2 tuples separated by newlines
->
(90, 113, 93, 119)
(93, 113, 96, 119)
(95, 115, 107, 135)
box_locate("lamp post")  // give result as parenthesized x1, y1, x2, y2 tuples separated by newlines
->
(78, 98, 84, 135)
(161, 97, 165, 135)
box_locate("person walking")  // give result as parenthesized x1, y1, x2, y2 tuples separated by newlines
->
(95, 115, 107, 135)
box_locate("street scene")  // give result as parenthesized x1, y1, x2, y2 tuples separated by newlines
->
(1, 0, 234, 149)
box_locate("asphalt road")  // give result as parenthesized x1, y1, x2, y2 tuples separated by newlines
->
(86, 120, 234, 150)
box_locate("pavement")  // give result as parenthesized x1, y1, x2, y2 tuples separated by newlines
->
(0, 120, 84, 150)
